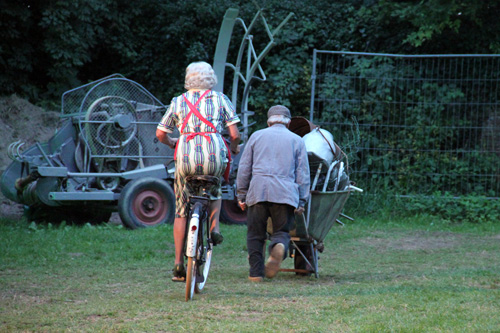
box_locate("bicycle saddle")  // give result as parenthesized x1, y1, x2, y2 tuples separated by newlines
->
(185, 175, 220, 191)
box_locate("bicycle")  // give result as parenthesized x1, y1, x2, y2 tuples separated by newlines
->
(183, 175, 219, 301)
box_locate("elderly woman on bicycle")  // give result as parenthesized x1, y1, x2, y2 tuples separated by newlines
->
(156, 61, 241, 281)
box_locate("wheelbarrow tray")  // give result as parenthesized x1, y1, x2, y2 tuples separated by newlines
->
(290, 189, 351, 243)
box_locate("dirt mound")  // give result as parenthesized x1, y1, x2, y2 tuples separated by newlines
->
(0, 95, 60, 174)
(0, 95, 60, 217)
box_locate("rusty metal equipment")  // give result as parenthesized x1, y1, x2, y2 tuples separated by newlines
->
(0, 7, 293, 228)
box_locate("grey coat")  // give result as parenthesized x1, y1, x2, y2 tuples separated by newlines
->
(236, 124, 310, 208)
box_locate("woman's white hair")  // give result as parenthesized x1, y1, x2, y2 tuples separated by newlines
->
(267, 115, 291, 125)
(184, 61, 218, 90)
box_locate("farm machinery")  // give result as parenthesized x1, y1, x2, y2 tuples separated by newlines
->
(0, 7, 293, 228)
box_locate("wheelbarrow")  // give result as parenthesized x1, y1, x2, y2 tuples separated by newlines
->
(279, 117, 362, 278)
(283, 158, 354, 278)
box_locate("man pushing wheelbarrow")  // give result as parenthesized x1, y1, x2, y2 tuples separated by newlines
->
(236, 105, 311, 282)
(237, 106, 360, 280)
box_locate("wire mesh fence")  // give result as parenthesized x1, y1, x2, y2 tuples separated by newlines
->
(310, 50, 500, 197)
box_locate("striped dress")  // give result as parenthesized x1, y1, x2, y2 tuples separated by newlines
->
(157, 89, 240, 217)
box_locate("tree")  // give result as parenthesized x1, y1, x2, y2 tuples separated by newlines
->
(373, 0, 500, 54)
(1, 0, 499, 107)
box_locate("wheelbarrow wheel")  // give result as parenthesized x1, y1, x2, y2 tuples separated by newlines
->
(293, 244, 313, 276)
(118, 177, 175, 229)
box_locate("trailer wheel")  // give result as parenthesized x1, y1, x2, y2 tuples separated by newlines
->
(118, 177, 175, 229)
(220, 198, 247, 225)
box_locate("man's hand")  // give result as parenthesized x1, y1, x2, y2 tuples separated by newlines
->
(238, 200, 247, 211)
(294, 206, 305, 215)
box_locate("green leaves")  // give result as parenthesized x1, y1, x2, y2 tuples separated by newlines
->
(406, 192, 500, 223)
(2, 0, 500, 119)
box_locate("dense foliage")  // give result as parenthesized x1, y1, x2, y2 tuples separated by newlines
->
(2, 0, 500, 110)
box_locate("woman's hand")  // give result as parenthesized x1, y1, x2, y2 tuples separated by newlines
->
(168, 137, 178, 149)
(156, 129, 178, 149)
(228, 124, 241, 155)
(231, 144, 241, 155)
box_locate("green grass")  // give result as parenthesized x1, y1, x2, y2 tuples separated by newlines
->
(1, 215, 499, 332)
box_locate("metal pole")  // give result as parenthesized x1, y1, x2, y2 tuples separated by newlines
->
(310, 49, 317, 123)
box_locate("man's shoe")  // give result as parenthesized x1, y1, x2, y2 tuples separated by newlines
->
(265, 243, 285, 278)
(172, 264, 186, 282)
(248, 276, 264, 282)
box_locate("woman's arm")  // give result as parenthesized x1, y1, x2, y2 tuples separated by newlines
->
(227, 124, 241, 155)
(156, 128, 178, 149)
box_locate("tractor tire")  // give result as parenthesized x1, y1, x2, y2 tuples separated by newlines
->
(220, 198, 247, 225)
(118, 177, 175, 229)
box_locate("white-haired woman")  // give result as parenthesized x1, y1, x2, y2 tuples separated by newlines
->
(156, 61, 241, 281)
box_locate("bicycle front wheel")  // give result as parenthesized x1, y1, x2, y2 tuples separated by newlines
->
(185, 203, 202, 301)
(195, 243, 212, 293)
(185, 257, 197, 301)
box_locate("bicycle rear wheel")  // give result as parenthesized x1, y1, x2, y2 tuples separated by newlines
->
(185, 257, 197, 301)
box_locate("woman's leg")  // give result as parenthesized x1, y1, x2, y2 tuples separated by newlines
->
(174, 217, 187, 265)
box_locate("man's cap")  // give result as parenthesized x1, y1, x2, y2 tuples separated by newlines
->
(267, 105, 291, 119)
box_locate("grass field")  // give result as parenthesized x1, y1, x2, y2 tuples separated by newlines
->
(1, 214, 499, 332)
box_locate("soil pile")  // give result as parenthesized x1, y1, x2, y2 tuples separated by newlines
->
(0, 95, 60, 217)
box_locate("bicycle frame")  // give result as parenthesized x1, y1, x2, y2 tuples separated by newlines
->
(185, 201, 205, 258)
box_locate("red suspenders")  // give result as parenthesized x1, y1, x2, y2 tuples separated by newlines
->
(174, 90, 232, 182)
